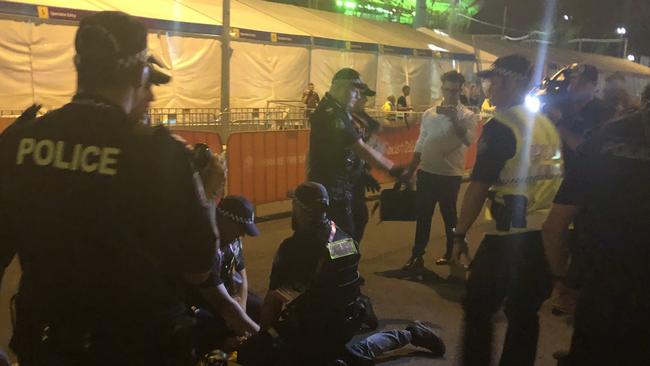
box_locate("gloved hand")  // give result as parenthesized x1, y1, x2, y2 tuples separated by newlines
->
(16, 104, 41, 124)
(450, 234, 472, 269)
(362, 172, 381, 194)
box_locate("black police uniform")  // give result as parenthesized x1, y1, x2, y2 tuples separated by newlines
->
(0, 95, 218, 366)
(238, 222, 364, 366)
(553, 97, 615, 289)
(308, 93, 366, 242)
(558, 108, 650, 365)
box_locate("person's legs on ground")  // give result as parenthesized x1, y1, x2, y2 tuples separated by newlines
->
(461, 235, 509, 366)
(435, 175, 462, 264)
(499, 232, 552, 366)
(404, 170, 436, 271)
(344, 321, 444, 364)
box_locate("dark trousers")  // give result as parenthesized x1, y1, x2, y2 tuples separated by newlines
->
(328, 185, 368, 244)
(567, 252, 650, 365)
(412, 170, 461, 258)
(461, 231, 552, 366)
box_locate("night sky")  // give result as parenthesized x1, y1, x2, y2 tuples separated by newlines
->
(469, 0, 650, 59)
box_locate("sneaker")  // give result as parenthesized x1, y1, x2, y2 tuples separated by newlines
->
(402, 256, 424, 272)
(406, 320, 445, 357)
(435, 257, 450, 265)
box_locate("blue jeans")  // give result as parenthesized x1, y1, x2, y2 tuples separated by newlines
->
(344, 330, 412, 364)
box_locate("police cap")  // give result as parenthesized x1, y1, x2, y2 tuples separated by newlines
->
(293, 181, 330, 212)
(147, 56, 171, 85)
(217, 196, 259, 237)
(477, 54, 532, 82)
(75, 11, 148, 72)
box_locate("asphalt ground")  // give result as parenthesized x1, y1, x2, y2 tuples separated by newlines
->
(0, 183, 573, 365)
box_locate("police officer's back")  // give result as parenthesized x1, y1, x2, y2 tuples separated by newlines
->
(0, 12, 217, 365)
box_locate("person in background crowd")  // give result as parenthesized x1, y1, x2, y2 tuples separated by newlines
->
(302, 82, 320, 116)
(402, 71, 478, 272)
(603, 72, 638, 116)
(0, 11, 218, 365)
(382, 95, 396, 112)
(308, 68, 406, 243)
(544, 64, 615, 316)
(453, 54, 563, 366)
(544, 105, 650, 365)
(237, 182, 445, 366)
(397, 85, 412, 112)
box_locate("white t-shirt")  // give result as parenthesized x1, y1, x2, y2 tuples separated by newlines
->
(414, 105, 479, 176)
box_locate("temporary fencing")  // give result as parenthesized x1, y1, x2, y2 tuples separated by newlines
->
(226, 129, 310, 204)
(169, 129, 224, 154)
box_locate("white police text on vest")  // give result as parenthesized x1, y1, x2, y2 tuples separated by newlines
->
(16, 138, 120, 176)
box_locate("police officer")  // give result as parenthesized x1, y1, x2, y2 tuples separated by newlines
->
(541, 64, 615, 315)
(0, 11, 218, 365)
(451, 55, 563, 366)
(237, 181, 445, 366)
(544, 105, 650, 365)
(308, 68, 405, 243)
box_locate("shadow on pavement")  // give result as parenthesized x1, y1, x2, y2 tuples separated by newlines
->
(374, 268, 466, 304)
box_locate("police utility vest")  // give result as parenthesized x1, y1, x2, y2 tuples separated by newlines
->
(487, 105, 563, 233)
(278, 224, 362, 341)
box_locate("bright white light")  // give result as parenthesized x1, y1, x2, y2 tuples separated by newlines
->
(428, 43, 449, 52)
(525, 95, 541, 113)
(627, 54, 636, 61)
(433, 29, 449, 37)
(616, 27, 627, 35)
(563, 14, 569, 21)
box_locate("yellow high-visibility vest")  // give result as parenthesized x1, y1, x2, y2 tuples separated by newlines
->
(485, 105, 563, 233)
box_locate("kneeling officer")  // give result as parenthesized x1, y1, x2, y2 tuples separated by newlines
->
(237, 182, 445, 366)
(0, 11, 218, 366)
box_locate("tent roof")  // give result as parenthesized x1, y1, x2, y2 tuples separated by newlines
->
(237, 0, 375, 44)
(454, 34, 650, 77)
(3, 0, 474, 57)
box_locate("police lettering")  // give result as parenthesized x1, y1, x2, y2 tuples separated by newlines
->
(16, 138, 120, 176)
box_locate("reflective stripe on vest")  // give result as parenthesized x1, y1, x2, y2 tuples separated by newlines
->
(487, 105, 563, 232)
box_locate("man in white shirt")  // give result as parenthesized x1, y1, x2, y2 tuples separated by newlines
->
(403, 71, 478, 271)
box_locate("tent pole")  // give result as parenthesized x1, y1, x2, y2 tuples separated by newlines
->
(221, 0, 231, 127)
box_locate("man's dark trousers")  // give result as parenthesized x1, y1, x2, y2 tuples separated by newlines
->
(461, 231, 552, 366)
(412, 170, 461, 258)
(327, 183, 368, 244)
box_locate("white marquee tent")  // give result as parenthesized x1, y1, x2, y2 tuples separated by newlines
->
(420, 29, 650, 96)
(0, 0, 477, 111)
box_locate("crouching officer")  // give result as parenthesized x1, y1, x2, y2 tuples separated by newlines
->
(0, 11, 218, 366)
(237, 182, 445, 366)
